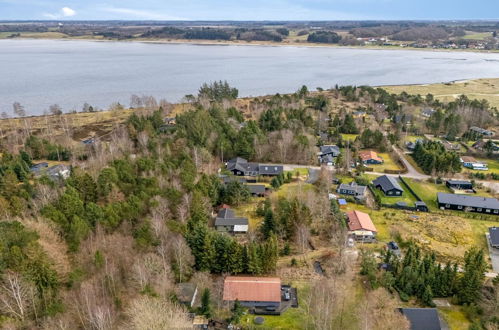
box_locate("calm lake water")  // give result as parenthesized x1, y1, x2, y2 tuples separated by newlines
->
(2, 39, 499, 115)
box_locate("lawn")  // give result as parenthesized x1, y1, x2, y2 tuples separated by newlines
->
(367, 152, 403, 172)
(438, 305, 471, 330)
(238, 281, 311, 329)
(341, 133, 359, 141)
(462, 31, 492, 40)
(403, 178, 451, 211)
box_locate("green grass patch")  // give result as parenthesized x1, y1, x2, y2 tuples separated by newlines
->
(371, 179, 418, 205)
(438, 305, 471, 330)
(462, 157, 499, 175)
(367, 152, 403, 172)
(403, 178, 451, 211)
(341, 133, 358, 141)
(462, 31, 492, 40)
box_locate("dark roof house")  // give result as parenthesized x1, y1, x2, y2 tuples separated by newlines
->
(470, 126, 494, 136)
(30, 162, 49, 174)
(437, 192, 499, 215)
(446, 180, 473, 190)
(372, 175, 404, 196)
(399, 308, 443, 330)
(215, 208, 249, 233)
(226, 158, 283, 176)
(489, 227, 499, 248)
(421, 108, 436, 117)
(246, 184, 266, 196)
(337, 182, 367, 199)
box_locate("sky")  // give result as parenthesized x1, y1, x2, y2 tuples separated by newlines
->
(0, 0, 498, 21)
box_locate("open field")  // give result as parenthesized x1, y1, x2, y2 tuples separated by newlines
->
(367, 152, 403, 172)
(383, 78, 499, 108)
(341, 133, 358, 141)
(403, 178, 452, 211)
(462, 31, 493, 40)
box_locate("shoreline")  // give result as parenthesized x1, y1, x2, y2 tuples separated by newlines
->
(2, 36, 499, 54)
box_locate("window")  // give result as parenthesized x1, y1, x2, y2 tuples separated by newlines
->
(388, 191, 392, 195)
(494, 210, 498, 214)
(477, 208, 482, 212)
(486, 209, 491, 213)
(458, 205, 463, 209)
(445, 204, 450, 208)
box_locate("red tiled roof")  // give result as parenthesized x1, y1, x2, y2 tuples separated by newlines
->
(223, 276, 281, 303)
(346, 210, 377, 233)
(359, 150, 382, 162)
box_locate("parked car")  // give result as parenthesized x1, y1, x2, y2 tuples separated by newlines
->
(386, 241, 401, 256)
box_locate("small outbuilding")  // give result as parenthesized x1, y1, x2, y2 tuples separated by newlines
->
(214, 208, 249, 233)
(446, 180, 473, 191)
(489, 227, 499, 249)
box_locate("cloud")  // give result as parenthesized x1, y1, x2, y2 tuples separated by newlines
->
(61, 6, 75, 17)
(101, 6, 184, 20)
(43, 6, 76, 19)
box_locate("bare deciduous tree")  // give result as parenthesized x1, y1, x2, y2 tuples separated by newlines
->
(12, 102, 26, 117)
(125, 297, 191, 330)
(49, 104, 63, 116)
(0, 272, 35, 321)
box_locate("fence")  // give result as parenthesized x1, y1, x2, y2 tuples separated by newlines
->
(398, 176, 423, 202)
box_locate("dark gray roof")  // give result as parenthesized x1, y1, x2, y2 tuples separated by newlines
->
(215, 208, 248, 226)
(228, 157, 247, 164)
(337, 182, 367, 195)
(227, 161, 259, 173)
(373, 175, 403, 192)
(30, 162, 48, 172)
(437, 193, 499, 209)
(320, 154, 334, 163)
(400, 308, 442, 330)
(258, 164, 283, 175)
(215, 217, 248, 226)
(415, 201, 427, 207)
(222, 176, 247, 184)
(490, 227, 499, 246)
(247, 185, 266, 194)
(320, 145, 340, 156)
(446, 180, 472, 185)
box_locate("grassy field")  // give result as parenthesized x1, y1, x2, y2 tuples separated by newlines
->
(341, 133, 359, 141)
(439, 305, 471, 330)
(367, 152, 403, 172)
(462, 31, 493, 40)
(382, 78, 499, 109)
(403, 178, 451, 211)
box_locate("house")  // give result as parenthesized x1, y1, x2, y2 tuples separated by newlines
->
(359, 150, 383, 164)
(258, 164, 284, 176)
(441, 140, 460, 151)
(421, 108, 436, 118)
(393, 114, 413, 124)
(489, 227, 499, 249)
(446, 180, 473, 191)
(30, 162, 49, 174)
(177, 283, 198, 308)
(318, 145, 340, 165)
(336, 182, 367, 199)
(406, 139, 423, 151)
(372, 175, 404, 196)
(399, 308, 443, 330)
(227, 158, 259, 176)
(470, 126, 494, 137)
(460, 156, 488, 170)
(352, 110, 367, 118)
(246, 184, 266, 197)
(346, 210, 377, 242)
(223, 276, 282, 308)
(46, 165, 71, 180)
(222, 176, 247, 185)
(82, 138, 95, 145)
(473, 140, 499, 152)
(437, 192, 499, 215)
(214, 208, 249, 233)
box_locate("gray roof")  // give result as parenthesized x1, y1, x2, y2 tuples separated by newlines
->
(446, 180, 472, 186)
(30, 162, 48, 173)
(258, 164, 283, 175)
(337, 182, 367, 195)
(247, 185, 266, 194)
(47, 165, 69, 176)
(320, 154, 335, 163)
(227, 161, 259, 173)
(490, 227, 499, 246)
(437, 192, 499, 209)
(415, 201, 427, 207)
(400, 308, 442, 330)
(215, 208, 248, 226)
(373, 175, 403, 192)
(228, 157, 247, 164)
(320, 145, 340, 156)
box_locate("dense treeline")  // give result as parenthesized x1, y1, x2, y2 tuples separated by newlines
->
(412, 140, 461, 175)
(361, 243, 486, 307)
(307, 31, 341, 43)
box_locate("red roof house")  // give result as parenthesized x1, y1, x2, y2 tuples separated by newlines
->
(346, 210, 377, 233)
(223, 276, 281, 308)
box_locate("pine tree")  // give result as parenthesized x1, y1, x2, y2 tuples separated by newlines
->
(247, 243, 262, 274)
(261, 208, 276, 239)
(422, 285, 435, 307)
(458, 248, 487, 304)
(199, 288, 212, 318)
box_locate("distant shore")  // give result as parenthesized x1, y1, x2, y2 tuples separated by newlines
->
(2, 35, 499, 54)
